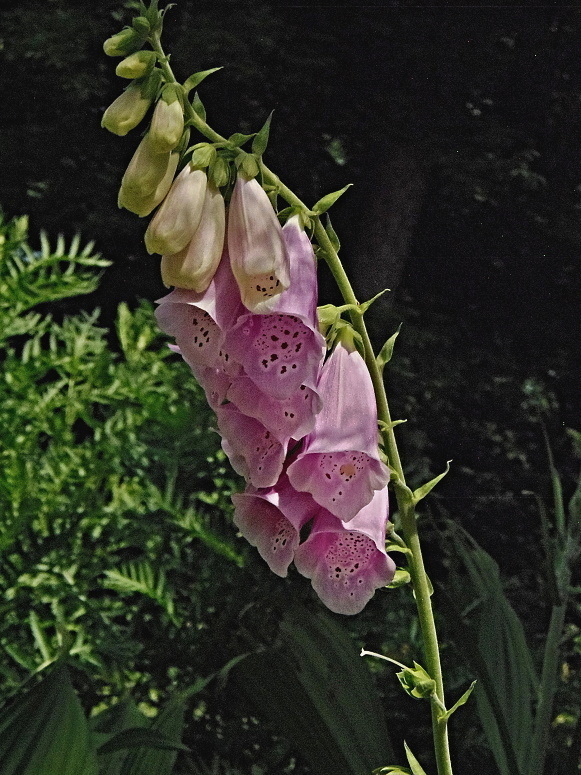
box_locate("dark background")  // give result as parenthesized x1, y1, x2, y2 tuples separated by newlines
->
(1, 0, 579, 563)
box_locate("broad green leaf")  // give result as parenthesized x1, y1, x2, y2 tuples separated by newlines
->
(120, 696, 187, 775)
(411, 461, 451, 504)
(91, 697, 148, 775)
(233, 603, 394, 775)
(404, 742, 429, 775)
(0, 663, 98, 775)
(312, 184, 352, 215)
(252, 111, 273, 156)
(183, 67, 223, 95)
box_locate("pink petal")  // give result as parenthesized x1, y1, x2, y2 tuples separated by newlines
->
(227, 376, 322, 440)
(232, 474, 317, 576)
(293, 487, 395, 615)
(216, 404, 288, 488)
(155, 254, 243, 371)
(287, 342, 390, 521)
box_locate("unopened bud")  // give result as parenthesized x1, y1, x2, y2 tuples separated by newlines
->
(101, 80, 153, 136)
(148, 86, 185, 154)
(103, 27, 144, 57)
(209, 155, 229, 188)
(161, 182, 225, 291)
(144, 165, 208, 255)
(116, 50, 156, 79)
(121, 133, 172, 197)
(119, 152, 179, 217)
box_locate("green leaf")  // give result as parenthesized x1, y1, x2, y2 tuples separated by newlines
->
(183, 67, 223, 95)
(120, 696, 187, 775)
(312, 183, 352, 215)
(97, 728, 190, 755)
(0, 664, 98, 775)
(235, 152, 260, 179)
(411, 461, 451, 504)
(359, 289, 389, 314)
(191, 91, 206, 121)
(440, 680, 476, 721)
(377, 325, 402, 371)
(234, 603, 394, 775)
(227, 132, 255, 148)
(252, 111, 273, 156)
(404, 742, 429, 775)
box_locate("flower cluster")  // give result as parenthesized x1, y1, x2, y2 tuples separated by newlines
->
(153, 175, 395, 615)
(101, 31, 394, 613)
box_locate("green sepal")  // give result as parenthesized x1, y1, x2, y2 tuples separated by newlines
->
(387, 569, 411, 588)
(131, 16, 151, 35)
(191, 91, 206, 121)
(228, 132, 256, 148)
(139, 68, 163, 100)
(316, 304, 341, 337)
(378, 418, 407, 433)
(235, 152, 260, 179)
(160, 82, 182, 105)
(277, 206, 302, 225)
(252, 111, 273, 156)
(325, 214, 340, 252)
(404, 742, 429, 775)
(312, 183, 352, 215)
(190, 144, 216, 169)
(384, 540, 411, 556)
(396, 661, 436, 700)
(377, 324, 402, 371)
(183, 67, 223, 96)
(412, 461, 451, 505)
(208, 155, 230, 188)
(440, 680, 476, 722)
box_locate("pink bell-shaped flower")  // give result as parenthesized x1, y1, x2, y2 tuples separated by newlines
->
(225, 216, 325, 400)
(287, 339, 390, 521)
(293, 487, 395, 615)
(232, 474, 317, 577)
(216, 404, 288, 488)
(227, 175, 290, 312)
(226, 376, 321, 441)
(155, 253, 243, 372)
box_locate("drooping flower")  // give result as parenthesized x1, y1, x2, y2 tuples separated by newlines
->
(145, 165, 207, 255)
(287, 339, 390, 521)
(225, 215, 325, 399)
(155, 252, 243, 372)
(293, 487, 395, 615)
(226, 376, 321, 441)
(160, 181, 225, 292)
(227, 175, 290, 312)
(232, 474, 317, 576)
(216, 403, 288, 488)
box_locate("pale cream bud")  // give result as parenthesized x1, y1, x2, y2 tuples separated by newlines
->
(161, 182, 225, 291)
(118, 152, 179, 217)
(101, 81, 152, 136)
(144, 166, 207, 254)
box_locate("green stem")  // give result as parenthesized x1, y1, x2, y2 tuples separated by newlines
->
(150, 31, 454, 775)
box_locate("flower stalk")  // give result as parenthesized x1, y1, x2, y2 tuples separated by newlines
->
(149, 26, 454, 775)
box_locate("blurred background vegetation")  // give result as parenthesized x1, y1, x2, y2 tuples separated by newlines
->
(0, 1, 580, 773)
